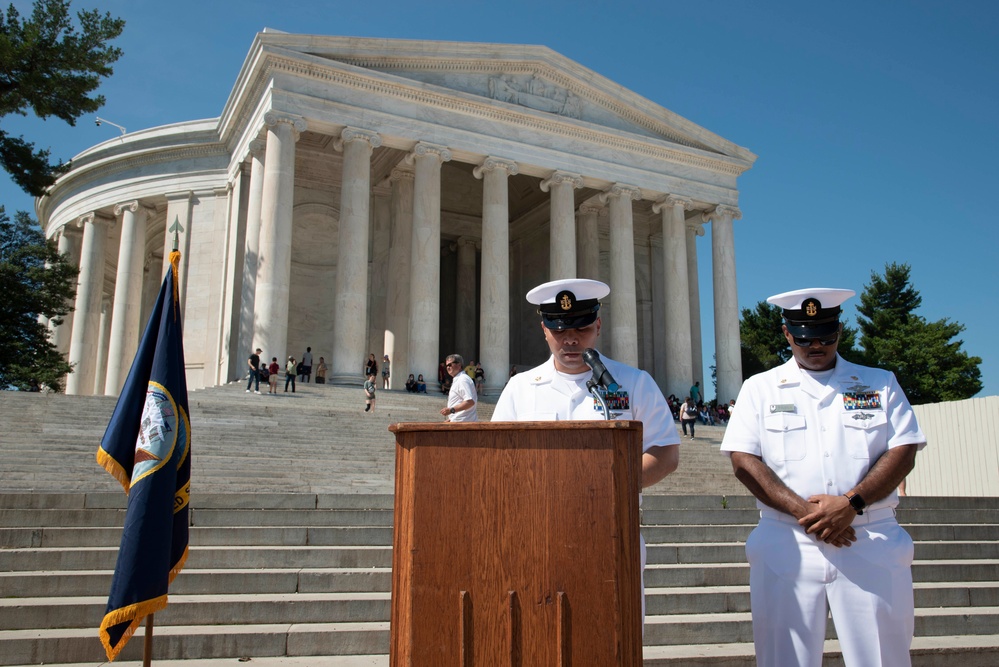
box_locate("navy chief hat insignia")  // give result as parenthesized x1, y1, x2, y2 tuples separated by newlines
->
(558, 291, 574, 311)
(527, 279, 610, 331)
(767, 288, 855, 339)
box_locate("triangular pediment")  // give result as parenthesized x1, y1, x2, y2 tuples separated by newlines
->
(252, 33, 755, 164)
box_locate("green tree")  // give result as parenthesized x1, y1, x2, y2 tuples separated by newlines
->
(0, 0, 125, 196)
(739, 301, 861, 376)
(0, 206, 77, 390)
(857, 262, 981, 404)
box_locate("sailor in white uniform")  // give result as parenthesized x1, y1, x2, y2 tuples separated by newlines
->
(492, 278, 681, 619)
(721, 288, 926, 667)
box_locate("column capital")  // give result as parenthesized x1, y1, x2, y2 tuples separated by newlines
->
(75, 211, 115, 228)
(390, 166, 415, 183)
(539, 170, 582, 193)
(577, 201, 604, 216)
(246, 137, 267, 160)
(455, 236, 480, 251)
(703, 204, 743, 223)
(599, 183, 642, 205)
(334, 127, 382, 152)
(405, 141, 452, 165)
(55, 222, 82, 240)
(686, 220, 707, 237)
(113, 200, 138, 216)
(264, 111, 307, 139)
(473, 156, 519, 179)
(652, 194, 694, 215)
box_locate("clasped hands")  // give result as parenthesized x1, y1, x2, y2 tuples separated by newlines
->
(796, 494, 858, 547)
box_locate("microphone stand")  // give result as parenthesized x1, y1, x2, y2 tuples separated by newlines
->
(587, 379, 613, 421)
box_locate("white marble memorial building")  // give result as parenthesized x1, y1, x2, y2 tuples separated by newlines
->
(39, 33, 756, 401)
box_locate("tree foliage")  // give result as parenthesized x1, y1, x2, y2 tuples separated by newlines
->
(739, 263, 983, 404)
(0, 206, 77, 390)
(0, 0, 125, 196)
(857, 262, 981, 404)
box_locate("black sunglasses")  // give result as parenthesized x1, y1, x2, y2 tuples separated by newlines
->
(792, 332, 839, 348)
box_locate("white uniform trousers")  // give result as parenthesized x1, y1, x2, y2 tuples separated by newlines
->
(745, 508, 915, 667)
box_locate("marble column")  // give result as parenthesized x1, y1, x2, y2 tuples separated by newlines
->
(94, 296, 112, 395)
(254, 112, 305, 363)
(51, 225, 82, 356)
(238, 138, 266, 364)
(474, 156, 517, 396)
(686, 219, 706, 388)
(385, 167, 415, 387)
(368, 185, 392, 379)
(600, 184, 642, 367)
(66, 212, 113, 395)
(705, 205, 743, 404)
(454, 237, 478, 361)
(406, 142, 451, 382)
(540, 170, 582, 280)
(576, 200, 602, 280)
(331, 127, 381, 385)
(653, 194, 693, 398)
(104, 201, 151, 395)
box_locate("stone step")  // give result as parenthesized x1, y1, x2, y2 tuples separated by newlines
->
(7, 522, 999, 551)
(645, 581, 999, 614)
(0, 568, 393, 598)
(642, 606, 999, 645)
(0, 525, 396, 549)
(4, 659, 389, 667)
(7, 539, 997, 573)
(6, 558, 997, 601)
(0, 593, 391, 630)
(0, 546, 394, 571)
(641, 559, 999, 588)
(640, 636, 999, 667)
(7, 635, 999, 667)
(0, 621, 391, 666)
(4, 581, 996, 632)
(2, 607, 998, 666)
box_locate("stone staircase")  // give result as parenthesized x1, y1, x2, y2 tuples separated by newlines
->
(1, 386, 998, 665)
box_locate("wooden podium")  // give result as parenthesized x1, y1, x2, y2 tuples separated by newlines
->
(389, 421, 644, 666)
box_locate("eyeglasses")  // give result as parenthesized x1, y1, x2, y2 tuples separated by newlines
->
(445, 362, 458, 368)
(792, 333, 839, 348)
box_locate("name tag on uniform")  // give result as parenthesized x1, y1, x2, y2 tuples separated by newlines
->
(593, 388, 630, 413)
(769, 403, 795, 413)
(843, 391, 882, 411)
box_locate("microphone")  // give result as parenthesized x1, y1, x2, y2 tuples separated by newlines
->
(582, 348, 619, 393)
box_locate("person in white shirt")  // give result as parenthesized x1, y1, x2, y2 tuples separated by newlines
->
(721, 287, 926, 667)
(440, 353, 477, 422)
(492, 278, 681, 622)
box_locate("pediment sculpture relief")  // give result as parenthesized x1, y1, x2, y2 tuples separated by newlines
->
(488, 74, 582, 119)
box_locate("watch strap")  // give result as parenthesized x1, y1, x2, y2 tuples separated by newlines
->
(845, 491, 866, 515)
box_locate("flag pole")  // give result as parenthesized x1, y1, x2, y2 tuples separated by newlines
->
(143, 614, 154, 666)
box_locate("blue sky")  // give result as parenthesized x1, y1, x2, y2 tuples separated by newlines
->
(3, 0, 997, 399)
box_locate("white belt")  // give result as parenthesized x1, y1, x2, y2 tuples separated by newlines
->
(760, 505, 896, 526)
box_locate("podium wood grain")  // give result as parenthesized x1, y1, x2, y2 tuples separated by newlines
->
(389, 421, 644, 666)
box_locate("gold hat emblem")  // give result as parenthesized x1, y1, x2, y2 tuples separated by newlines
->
(804, 298, 819, 317)
(559, 292, 573, 311)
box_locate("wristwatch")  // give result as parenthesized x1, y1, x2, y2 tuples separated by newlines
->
(449, 407, 455, 414)
(844, 491, 866, 515)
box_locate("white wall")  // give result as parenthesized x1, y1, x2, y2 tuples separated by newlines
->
(908, 396, 999, 497)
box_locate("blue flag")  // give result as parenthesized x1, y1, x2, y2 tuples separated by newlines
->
(97, 251, 191, 661)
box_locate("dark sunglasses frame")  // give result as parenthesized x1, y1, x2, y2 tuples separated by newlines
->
(792, 332, 839, 348)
